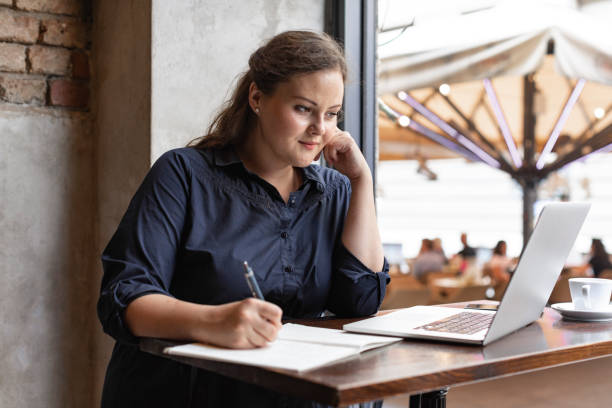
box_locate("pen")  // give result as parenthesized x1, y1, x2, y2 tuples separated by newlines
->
(243, 261, 265, 300)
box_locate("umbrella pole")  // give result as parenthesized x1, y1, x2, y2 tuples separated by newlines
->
(522, 75, 538, 246)
(521, 180, 538, 247)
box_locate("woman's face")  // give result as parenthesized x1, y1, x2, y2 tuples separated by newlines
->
(249, 69, 344, 168)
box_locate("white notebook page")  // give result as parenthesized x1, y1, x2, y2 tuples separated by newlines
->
(164, 323, 402, 372)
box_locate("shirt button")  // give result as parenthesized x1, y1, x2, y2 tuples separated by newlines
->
(281, 232, 288, 239)
(284, 266, 293, 273)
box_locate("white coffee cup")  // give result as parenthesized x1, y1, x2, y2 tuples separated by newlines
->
(568, 278, 612, 310)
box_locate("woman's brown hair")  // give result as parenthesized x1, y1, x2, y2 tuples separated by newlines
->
(189, 30, 347, 149)
(591, 238, 608, 260)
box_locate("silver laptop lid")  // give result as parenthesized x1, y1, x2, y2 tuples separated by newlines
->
(483, 202, 590, 345)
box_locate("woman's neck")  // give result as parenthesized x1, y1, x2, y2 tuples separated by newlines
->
(236, 139, 302, 203)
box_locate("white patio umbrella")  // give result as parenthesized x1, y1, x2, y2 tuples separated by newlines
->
(377, 0, 612, 243)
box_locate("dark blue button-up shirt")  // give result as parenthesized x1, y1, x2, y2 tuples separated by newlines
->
(97, 146, 389, 408)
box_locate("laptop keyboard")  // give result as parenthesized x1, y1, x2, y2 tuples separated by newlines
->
(414, 312, 494, 335)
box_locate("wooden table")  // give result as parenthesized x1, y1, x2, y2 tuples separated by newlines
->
(140, 303, 612, 407)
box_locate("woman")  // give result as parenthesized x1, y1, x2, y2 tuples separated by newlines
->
(487, 240, 512, 285)
(587, 238, 612, 277)
(97, 31, 388, 407)
(432, 237, 448, 264)
(413, 238, 446, 283)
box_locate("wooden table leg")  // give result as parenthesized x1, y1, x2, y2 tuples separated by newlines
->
(409, 388, 448, 408)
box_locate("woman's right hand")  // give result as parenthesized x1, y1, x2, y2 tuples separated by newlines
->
(197, 298, 283, 349)
(125, 294, 283, 350)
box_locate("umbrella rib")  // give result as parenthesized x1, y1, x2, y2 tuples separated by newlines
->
(536, 78, 586, 170)
(575, 101, 612, 145)
(438, 91, 515, 174)
(408, 90, 436, 121)
(564, 76, 591, 125)
(470, 89, 487, 118)
(483, 78, 523, 168)
(396, 91, 500, 168)
(378, 99, 482, 163)
(447, 118, 515, 176)
(540, 121, 612, 177)
(479, 95, 505, 144)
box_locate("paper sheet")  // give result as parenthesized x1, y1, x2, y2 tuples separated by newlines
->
(164, 323, 402, 372)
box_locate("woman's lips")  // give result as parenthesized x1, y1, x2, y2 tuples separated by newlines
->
(299, 141, 319, 150)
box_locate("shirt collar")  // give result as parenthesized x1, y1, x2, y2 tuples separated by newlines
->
(212, 145, 326, 192)
(212, 145, 242, 167)
(302, 164, 326, 192)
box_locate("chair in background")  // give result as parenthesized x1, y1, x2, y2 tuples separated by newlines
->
(491, 281, 508, 301)
(428, 279, 491, 305)
(422, 270, 457, 285)
(381, 274, 431, 310)
(548, 270, 572, 304)
(482, 264, 508, 301)
(598, 269, 612, 279)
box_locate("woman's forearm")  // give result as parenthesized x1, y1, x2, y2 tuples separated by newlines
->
(341, 174, 384, 271)
(124, 293, 283, 348)
(125, 293, 217, 341)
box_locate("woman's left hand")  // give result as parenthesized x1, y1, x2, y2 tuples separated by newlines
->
(319, 128, 370, 182)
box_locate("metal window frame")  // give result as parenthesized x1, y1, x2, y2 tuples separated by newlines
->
(325, 0, 378, 183)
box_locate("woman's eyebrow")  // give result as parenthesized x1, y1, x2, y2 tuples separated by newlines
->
(293, 96, 342, 109)
(293, 96, 317, 105)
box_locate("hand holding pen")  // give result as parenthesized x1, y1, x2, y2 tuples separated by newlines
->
(196, 260, 281, 349)
(243, 261, 265, 300)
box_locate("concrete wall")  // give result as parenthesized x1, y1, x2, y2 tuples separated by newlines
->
(1, 1, 95, 407)
(0, 105, 95, 407)
(150, 0, 325, 161)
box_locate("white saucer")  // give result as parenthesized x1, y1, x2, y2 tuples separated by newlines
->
(551, 302, 612, 322)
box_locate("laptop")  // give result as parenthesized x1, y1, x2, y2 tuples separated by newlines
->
(344, 202, 590, 346)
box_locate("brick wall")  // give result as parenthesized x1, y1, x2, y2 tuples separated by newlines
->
(0, 0, 90, 110)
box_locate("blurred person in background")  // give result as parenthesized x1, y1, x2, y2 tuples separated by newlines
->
(456, 232, 476, 259)
(449, 232, 476, 274)
(413, 239, 446, 283)
(576, 238, 612, 278)
(432, 237, 448, 264)
(485, 240, 513, 285)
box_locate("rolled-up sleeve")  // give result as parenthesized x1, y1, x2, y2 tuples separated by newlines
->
(326, 244, 390, 317)
(97, 151, 191, 345)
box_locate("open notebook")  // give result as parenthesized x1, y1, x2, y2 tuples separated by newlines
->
(164, 323, 402, 372)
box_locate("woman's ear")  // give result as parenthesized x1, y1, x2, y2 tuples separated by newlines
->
(248, 82, 262, 114)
